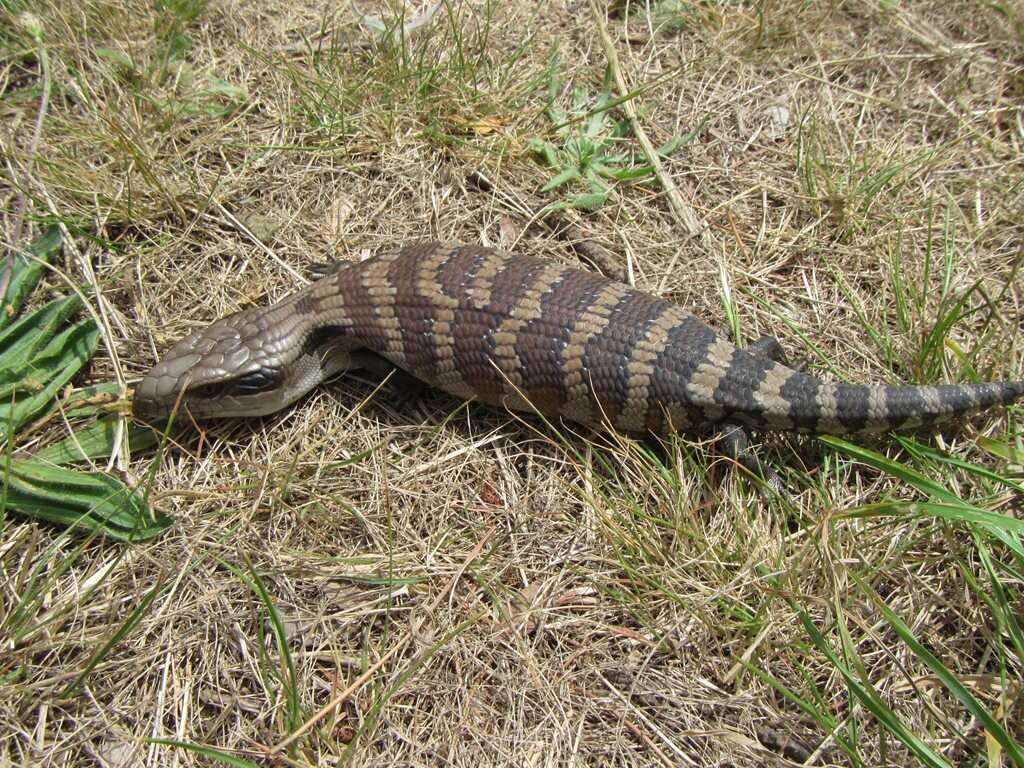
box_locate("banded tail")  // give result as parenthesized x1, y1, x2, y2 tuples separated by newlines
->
(716, 353, 1024, 434)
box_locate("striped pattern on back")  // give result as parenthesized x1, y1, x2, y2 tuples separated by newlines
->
(292, 244, 1024, 435)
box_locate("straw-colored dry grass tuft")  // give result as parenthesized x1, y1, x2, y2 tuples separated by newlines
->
(2, 0, 1023, 765)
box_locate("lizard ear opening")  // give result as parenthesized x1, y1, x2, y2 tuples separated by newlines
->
(303, 325, 348, 355)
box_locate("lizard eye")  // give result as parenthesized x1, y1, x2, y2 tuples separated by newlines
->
(228, 368, 282, 394)
(190, 368, 282, 399)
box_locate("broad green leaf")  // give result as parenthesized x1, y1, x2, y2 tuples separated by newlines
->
(0, 226, 169, 543)
(44, 381, 122, 420)
(0, 319, 99, 434)
(548, 106, 567, 128)
(3, 457, 170, 541)
(95, 47, 135, 69)
(657, 134, 687, 156)
(595, 164, 654, 181)
(571, 85, 588, 112)
(0, 296, 83, 380)
(528, 138, 559, 167)
(0, 227, 62, 331)
(583, 169, 609, 193)
(36, 419, 159, 466)
(569, 191, 606, 209)
(202, 76, 246, 101)
(584, 100, 610, 139)
(168, 33, 192, 60)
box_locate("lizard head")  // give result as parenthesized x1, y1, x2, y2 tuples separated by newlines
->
(132, 305, 353, 421)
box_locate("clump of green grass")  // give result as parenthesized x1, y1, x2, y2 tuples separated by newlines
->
(797, 118, 943, 241)
(612, 0, 704, 36)
(774, 437, 1024, 766)
(268, 0, 529, 146)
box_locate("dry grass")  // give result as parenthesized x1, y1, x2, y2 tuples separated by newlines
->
(2, 0, 1023, 765)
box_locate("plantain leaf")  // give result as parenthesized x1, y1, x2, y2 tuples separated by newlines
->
(2, 456, 170, 541)
(0, 227, 165, 542)
(528, 138, 559, 167)
(0, 318, 100, 434)
(568, 191, 606, 209)
(594, 163, 654, 181)
(0, 226, 62, 331)
(35, 419, 159, 466)
(0, 295, 83, 379)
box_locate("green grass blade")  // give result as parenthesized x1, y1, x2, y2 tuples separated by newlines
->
(975, 436, 1024, 465)
(147, 740, 262, 768)
(62, 573, 166, 696)
(716, 259, 741, 345)
(820, 436, 960, 504)
(742, 658, 863, 764)
(836, 501, 1024, 535)
(238, 558, 301, 746)
(973, 535, 1024, 665)
(895, 435, 1024, 494)
(797, 608, 953, 768)
(824, 436, 1024, 556)
(854, 573, 1024, 765)
(919, 287, 978, 380)
(888, 240, 911, 336)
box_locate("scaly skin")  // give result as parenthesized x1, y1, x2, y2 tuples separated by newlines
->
(133, 244, 1024, 449)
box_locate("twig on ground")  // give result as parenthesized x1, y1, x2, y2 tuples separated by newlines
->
(587, 3, 705, 238)
(588, 0, 727, 290)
